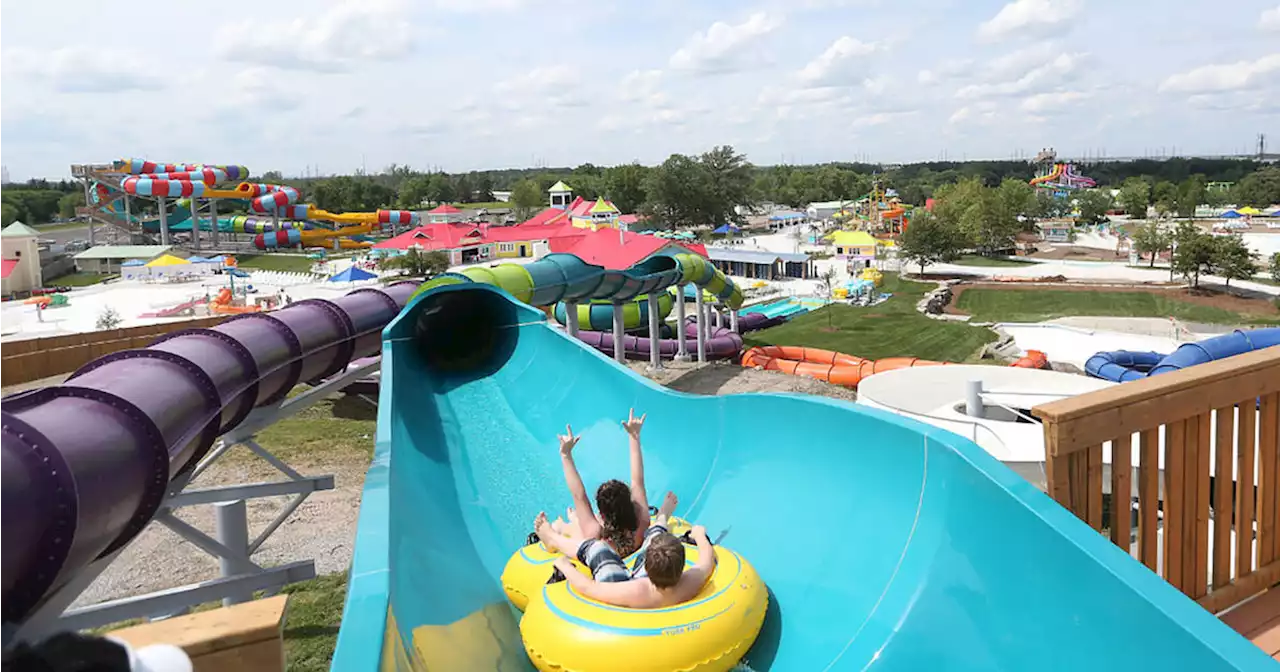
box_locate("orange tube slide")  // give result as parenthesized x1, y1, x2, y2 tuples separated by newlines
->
(1010, 349, 1049, 369)
(740, 345, 948, 388)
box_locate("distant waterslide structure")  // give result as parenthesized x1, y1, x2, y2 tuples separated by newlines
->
(75, 159, 419, 250)
(1028, 148, 1097, 198)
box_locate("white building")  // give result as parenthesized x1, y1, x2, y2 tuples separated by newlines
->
(1, 221, 43, 295)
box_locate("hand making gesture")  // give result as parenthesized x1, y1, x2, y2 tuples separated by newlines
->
(558, 424, 580, 457)
(621, 408, 646, 439)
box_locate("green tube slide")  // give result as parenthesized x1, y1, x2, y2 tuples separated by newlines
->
(551, 292, 674, 331)
(408, 251, 743, 312)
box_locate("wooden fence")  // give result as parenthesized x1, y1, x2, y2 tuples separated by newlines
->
(1032, 347, 1280, 614)
(1, 317, 227, 387)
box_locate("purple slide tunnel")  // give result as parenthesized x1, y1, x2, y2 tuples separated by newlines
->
(0, 281, 421, 626)
(576, 318, 745, 360)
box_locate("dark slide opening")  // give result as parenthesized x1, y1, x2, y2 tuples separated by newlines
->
(413, 288, 520, 385)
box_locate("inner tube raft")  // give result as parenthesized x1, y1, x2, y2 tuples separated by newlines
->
(502, 516, 693, 611)
(520, 541, 767, 672)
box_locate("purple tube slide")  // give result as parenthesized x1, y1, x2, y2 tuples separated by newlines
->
(576, 319, 745, 360)
(0, 281, 421, 625)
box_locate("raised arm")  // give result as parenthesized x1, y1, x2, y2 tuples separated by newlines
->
(676, 525, 718, 602)
(622, 409, 649, 513)
(558, 425, 600, 539)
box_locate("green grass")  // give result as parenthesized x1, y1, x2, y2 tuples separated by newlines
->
(236, 254, 319, 273)
(280, 572, 349, 672)
(231, 392, 376, 467)
(47, 272, 115, 287)
(950, 254, 1036, 267)
(954, 288, 1280, 325)
(745, 273, 997, 361)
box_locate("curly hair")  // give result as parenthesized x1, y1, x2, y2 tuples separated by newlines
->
(596, 479, 639, 556)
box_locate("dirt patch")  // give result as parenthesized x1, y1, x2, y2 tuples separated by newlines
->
(817, 326, 840, 333)
(628, 360, 857, 402)
(1028, 245, 1127, 261)
(945, 283, 1280, 317)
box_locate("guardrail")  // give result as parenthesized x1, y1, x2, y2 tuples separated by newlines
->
(1032, 348, 1280, 614)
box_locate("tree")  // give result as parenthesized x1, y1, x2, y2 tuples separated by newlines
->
(898, 211, 963, 274)
(397, 175, 431, 209)
(1170, 221, 1214, 288)
(379, 249, 451, 277)
(1, 203, 18, 227)
(1117, 177, 1151, 219)
(1203, 186, 1230, 209)
(644, 153, 712, 228)
(817, 267, 838, 329)
(426, 173, 456, 205)
(1075, 189, 1112, 225)
(1232, 167, 1280, 208)
(603, 163, 650, 214)
(510, 179, 543, 221)
(454, 174, 475, 203)
(1210, 235, 1257, 287)
(57, 191, 85, 220)
(1131, 222, 1171, 268)
(312, 176, 396, 212)
(1032, 190, 1070, 219)
(1270, 252, 1280, 284)
(96, 307, 123, 331)
(698, 145, 756, 227)
(475, 174, 495, 202)
(1174, 176, 1206, 218)
(1153, 181, 1177, 217)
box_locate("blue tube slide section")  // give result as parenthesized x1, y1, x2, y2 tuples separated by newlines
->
(1086, 327, 1280, 382)
(331, 282, 1272, 670)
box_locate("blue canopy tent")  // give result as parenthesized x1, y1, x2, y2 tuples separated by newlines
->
(768, 211, 807, 222)
(121, 259, 146, 267)
(1221, 210, 1243, 219)
(712, 224, 740, 234)
(328, 266, 377, 283)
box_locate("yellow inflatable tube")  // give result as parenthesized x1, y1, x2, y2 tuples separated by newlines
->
(501, 516, 692, 611)
(521, 543, 767, 672)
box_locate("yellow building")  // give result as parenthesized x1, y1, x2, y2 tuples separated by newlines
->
(828, 230, 879, 267)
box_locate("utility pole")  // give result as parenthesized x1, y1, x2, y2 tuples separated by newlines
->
(1259, 133, 1267, 161)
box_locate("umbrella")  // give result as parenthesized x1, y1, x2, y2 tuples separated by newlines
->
(1237, 206, 1262, 215)
(328, 266, 377, 283)
(1221, 210, 1242, 219)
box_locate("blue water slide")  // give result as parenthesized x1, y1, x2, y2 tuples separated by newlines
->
(1086, 328, 1280, 382)
(330, 283, 1272, 670)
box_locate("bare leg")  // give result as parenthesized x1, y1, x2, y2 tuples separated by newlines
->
(535, 512, 586, 558)
(656, 491, 677, 527)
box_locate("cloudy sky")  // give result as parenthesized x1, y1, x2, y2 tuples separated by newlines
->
(3, 0, 1278, 180)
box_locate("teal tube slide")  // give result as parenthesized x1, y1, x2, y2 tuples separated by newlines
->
(331, 279, 1273, 670)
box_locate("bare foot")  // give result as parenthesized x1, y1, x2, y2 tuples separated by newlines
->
(658, 491, 678, 523)
(551, 517, 567, 534)
(534, 512, 552, 546)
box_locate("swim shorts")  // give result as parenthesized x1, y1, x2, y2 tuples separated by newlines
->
(575, 539, 631, 583)
(628, 524, 669, 580)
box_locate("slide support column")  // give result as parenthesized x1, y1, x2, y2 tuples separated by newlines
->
(730, 310, 739, 333)
(675, 285, 689, 361)
(612, 302, 626, 364)
(192, 199, 201, 251)
(647, 293, 662, 371)
(565, 301, 580, 338)
(210, 198, 220, 247)
(158, 197, 170, 246)
(714, 306, 723, 330)
(694, 290, 707, 363)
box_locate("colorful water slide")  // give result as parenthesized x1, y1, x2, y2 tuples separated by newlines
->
(552, 292, 674, 331)
(207, 288, 262, 315)
(742, 345, 948, 388)
(329, 281, 1271, 670)
(578, 319, 744, 360)
(138, 297, 203, 318)
(0, 281, 422, 631)
(253, 211, 419, 250)
(1086, 327, 1280, 382)
(1029, 163, 1066, 186)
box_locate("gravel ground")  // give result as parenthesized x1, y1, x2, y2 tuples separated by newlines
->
(72, 361, 855, 608)
(73, 446, 370, 608)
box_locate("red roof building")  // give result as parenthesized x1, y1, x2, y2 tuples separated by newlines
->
(426, 204, 465, 223)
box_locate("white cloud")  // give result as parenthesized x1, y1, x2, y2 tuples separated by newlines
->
(495, 65, 587, 108)
(797, 36, 880, 87)
(223, 67, 302, 110)
(917, 59, 972, 84)
(669, 12, 783, 75)
(216, 0, 411, 72)
(3, 47, 165, 93)
(1260, 5, 1280, 32)
(1158, 54, 1280, 94)
(851, 111, 917, 127)
(619, 69, 664, 102)
(978, 0, 1082, 42)
(955, 46, 1086, 98)
(1020, 90, 1092, 113)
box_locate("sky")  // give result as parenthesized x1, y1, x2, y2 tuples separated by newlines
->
(2, 0, 1278, 180)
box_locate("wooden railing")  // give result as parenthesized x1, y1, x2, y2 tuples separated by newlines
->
(1032, 347, 1280, 614)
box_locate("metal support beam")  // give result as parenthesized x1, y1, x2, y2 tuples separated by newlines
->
(210, 198, 219, 247)
(565, 300, 579, 337)
(191, 198, 201, 251)
(158, 197, 170, 246)
(55, 562, 315, 633)
(647, 293, 662, 371)
(222, 360, 380, 443)
(612, 302, 626, 364)
(730, 310, 739, 333)
(675, 285, 688, 361)
(694, 290, 707, 363)
(215, 501, 251, 605)
(82, 180, 96, 247)
(166, 476, 335, 508)
(155, 512, 264, 572)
